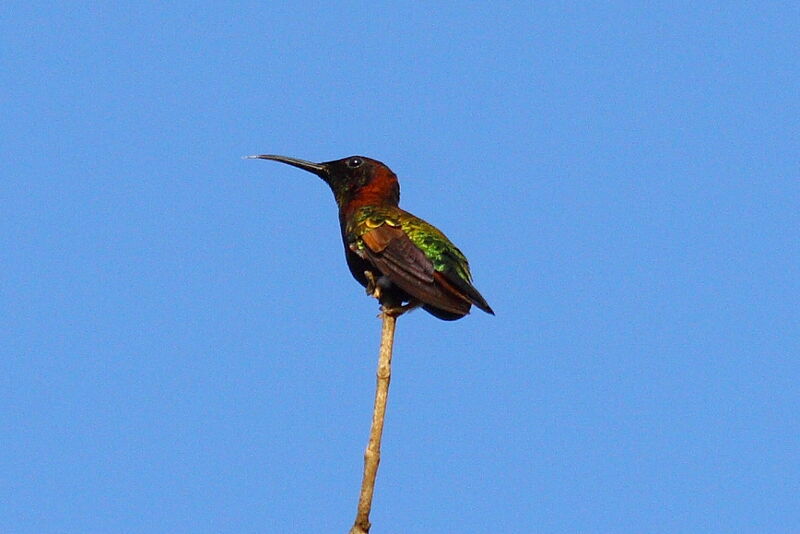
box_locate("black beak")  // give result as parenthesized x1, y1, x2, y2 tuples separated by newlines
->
(246, 154, 328, 178)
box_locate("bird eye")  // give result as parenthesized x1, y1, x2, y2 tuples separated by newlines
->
(347, 157, 363, 168)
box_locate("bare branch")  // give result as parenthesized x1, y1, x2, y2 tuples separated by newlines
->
(349, 300, 399, 533)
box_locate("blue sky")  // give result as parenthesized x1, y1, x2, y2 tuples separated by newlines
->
(2, 2, 798, 532)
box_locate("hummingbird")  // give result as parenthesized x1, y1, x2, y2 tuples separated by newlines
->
(247, 154, 494, 321)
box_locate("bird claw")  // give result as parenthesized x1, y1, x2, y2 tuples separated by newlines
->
(381, 300, 421, 318)
(365, 271, 419, 317)
(364, 271, 381, 299)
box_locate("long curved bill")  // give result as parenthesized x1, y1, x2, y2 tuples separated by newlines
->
(245, 154, 328, 177)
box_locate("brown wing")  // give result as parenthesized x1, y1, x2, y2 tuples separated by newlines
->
(361, 225, 471, 316)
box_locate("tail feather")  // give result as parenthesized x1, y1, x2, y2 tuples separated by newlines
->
(436, 269, 494, 315)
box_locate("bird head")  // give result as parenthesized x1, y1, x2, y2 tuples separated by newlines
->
(248, 154, 400, 209)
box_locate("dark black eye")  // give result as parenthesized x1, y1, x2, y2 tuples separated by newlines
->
(347, 157, 363, 168)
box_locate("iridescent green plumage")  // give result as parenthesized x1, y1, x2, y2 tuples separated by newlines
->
(349, 206, 474, 286)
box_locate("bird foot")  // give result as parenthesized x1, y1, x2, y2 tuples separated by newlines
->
(365, 270, 418, 317)
(381, 300, 421, 318)
(365, 271, 394, 299)
(364, 271, 381, 299)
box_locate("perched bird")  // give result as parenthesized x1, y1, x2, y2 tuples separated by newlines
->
(248, 154, 494, 320)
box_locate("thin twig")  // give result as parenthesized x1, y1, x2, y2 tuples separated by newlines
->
(349, 309, 397, 534)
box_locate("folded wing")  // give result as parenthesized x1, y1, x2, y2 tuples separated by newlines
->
(361, 224, 476, 317)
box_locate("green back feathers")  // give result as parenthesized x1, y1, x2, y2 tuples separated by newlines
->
(349, 207, 473, 283)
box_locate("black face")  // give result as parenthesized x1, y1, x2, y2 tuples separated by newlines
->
(323, 155, 375, 188)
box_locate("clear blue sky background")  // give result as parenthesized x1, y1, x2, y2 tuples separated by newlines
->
(2, 2, 798, 533)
